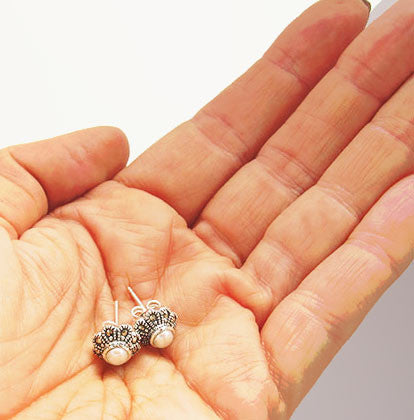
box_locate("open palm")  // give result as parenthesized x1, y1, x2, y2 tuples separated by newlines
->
(2, 1, 413, 419)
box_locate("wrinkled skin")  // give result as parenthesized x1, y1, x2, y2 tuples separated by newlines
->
(1, 0, 413, 419)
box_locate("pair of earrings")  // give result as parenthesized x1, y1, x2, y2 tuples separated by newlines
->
(92, 287, 178, 366)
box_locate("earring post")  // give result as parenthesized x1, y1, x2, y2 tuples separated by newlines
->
(114, 300, 119, 325)
(127, 287, 146, 310)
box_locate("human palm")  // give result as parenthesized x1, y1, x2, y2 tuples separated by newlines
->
(1, 1, 414, 419)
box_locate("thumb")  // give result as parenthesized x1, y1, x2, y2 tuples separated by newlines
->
(1, 126, 129, 237)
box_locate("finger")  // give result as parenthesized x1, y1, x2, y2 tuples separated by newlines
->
(116, 0, 369, 222)
(261, 176, 414, 416)
(243, 70, 414, 321)
(195, 0, 414, 265)
(0, 126, 129, 238)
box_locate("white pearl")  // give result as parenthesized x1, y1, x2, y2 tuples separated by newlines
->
(152, 329, 174, 348)
(104, 347, 131, 366)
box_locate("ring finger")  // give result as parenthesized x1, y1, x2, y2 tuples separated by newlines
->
(194, 0, 414, 265)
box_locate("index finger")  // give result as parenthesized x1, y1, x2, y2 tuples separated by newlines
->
(116, 0, 369, 222)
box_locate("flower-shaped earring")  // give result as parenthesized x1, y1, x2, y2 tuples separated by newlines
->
(92, 301, 141, 365)
(127, 287, 178, 349)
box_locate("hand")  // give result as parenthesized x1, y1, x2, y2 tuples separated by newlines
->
(1, 0, 413, 419)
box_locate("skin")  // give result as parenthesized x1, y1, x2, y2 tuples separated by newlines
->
(0, 0, 413, 418)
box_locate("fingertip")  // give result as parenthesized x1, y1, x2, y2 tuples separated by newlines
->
(311, 0, 369, 41)
(54, 125, 131, 190)
(87, 126, 130, 173)
(272, 0, 370, 88)
(361, 0, 371, 13)
(57, 126, 131, 204)
(10, 126, 131, 210)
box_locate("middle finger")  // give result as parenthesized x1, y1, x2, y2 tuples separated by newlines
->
(194, 0, 414, 265)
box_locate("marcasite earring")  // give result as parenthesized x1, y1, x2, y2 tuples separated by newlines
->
(128, 287, 178, 349)
(92, 301, 141, 366)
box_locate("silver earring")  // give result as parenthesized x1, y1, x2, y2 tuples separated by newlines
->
(128, 287, 178, 349)
(92, 301, 141, 365)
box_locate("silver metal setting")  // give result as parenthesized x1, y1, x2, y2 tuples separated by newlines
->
(128, 287, 178, 348)
(92, 301, 141, 365)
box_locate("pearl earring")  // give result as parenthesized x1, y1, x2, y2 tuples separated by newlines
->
(127, 287, 178, 349)
(92, 300, 141, 365)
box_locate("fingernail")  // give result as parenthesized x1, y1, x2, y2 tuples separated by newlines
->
(361, 0, 371, 12)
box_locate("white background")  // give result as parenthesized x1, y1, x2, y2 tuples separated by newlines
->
(1, 1, 412, 419)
